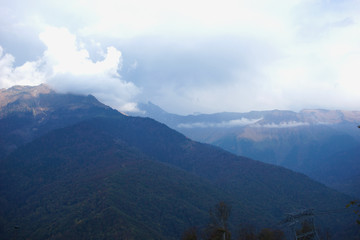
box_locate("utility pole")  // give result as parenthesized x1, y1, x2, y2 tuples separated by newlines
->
(281, 209, 320, 240)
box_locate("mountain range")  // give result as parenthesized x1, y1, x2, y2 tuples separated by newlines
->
(132, 102, 360, 198)
(0, 85, 359, 239)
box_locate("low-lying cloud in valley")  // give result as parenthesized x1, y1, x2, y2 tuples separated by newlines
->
(177, 118, 263, 128)
(252, 121, 310, 128)
(177, 119, 314, 129)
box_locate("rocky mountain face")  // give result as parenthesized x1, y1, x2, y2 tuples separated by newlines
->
(0, 84, 119, 158)
(0, 86, 359, 239)
(131, 102, 360, 197)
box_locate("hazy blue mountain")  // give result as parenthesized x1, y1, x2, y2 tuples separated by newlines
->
(0, 86, 358, 239)
(132, 102, 360, 197)
(309, 146, 360, 198)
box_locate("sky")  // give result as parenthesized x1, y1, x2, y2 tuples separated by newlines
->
(0, 0, 360, 114)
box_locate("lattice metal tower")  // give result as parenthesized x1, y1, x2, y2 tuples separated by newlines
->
(282, 209, 320, 240)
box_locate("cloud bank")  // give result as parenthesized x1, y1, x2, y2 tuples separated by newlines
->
(252, 121, 310, 129)
(177, 118, 262, 128)
(177, 119, 311, 129)
(0, 27, 140, 111)
(1, 0, 360, 114)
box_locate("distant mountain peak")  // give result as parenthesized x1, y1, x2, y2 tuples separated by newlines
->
(0, 84, 121, 157)
(300, 109, 360, 124)
(0, 84, 111, 118)
(138, 101, 167, 114)
(0, 84, 53, 109)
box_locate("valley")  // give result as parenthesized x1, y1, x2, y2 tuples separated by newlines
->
(132, 102, 360, 198)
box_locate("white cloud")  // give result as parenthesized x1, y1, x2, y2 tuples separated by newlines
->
(0, 46, 45, 88)
(39, 27, 122, 76)
(1, 0, 360, 113)
(253, 121, 310, 128)
(0, 27, 140, 111)
(177, 118, 262, 128)
(76, 0, 301, 40)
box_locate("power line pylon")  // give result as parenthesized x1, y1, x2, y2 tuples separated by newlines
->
(281, 209, 320, 240)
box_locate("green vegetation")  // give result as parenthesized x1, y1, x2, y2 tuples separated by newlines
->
(1, 116, 357, 239)
(0, 121, 227, 239)
(0, 86, 359, 239)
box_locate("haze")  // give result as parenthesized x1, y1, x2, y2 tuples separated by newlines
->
(0, 0, 359, 114)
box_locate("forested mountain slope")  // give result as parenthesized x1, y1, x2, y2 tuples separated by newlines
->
(0, 85, 358, 239)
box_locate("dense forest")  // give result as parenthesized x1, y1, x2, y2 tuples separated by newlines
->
(0, 86, 359, 239)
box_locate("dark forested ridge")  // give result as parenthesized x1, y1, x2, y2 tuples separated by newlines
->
(0, 85, 359, 239)
(0, 119, 226, 239)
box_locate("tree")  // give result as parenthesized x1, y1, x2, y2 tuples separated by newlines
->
(205, 201, 232, 240)
(258, 228, 285, 240)
(182, 227, 198, 240)
(237, 224, 257, 240)
(346, 200, 360, 225)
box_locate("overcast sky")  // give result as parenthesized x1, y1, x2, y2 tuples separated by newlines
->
(0, 0, 359, 114)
